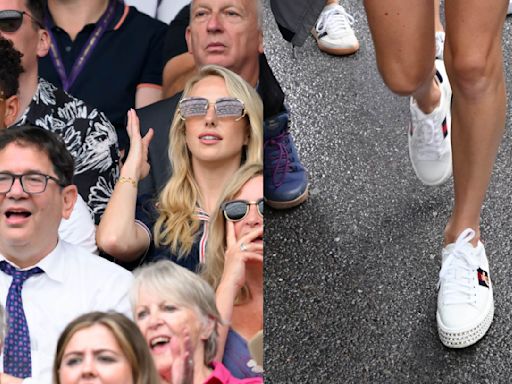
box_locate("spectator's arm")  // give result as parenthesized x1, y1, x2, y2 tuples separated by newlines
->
(135, 85, 162, 109)
(96, 110, 153, 261)
(162, 53, 196, 98)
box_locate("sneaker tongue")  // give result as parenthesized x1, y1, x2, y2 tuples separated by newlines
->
(442, 241, 478, 264)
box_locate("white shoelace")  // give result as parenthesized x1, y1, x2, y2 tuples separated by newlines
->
(410, 97, 447, 161)
(438, 229, 479, 306)
(316, 5, 355, 38)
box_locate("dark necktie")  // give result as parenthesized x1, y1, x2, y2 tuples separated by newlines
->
(0, 261, 43, 378)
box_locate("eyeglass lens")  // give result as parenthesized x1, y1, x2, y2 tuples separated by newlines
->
(224, 199, 264, 221)
(0, 11, 24, 33)
(0, 173, 51, 194)
(180, 97, 244, 119)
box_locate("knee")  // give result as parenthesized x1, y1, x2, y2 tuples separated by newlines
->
(378, 61, 433, 96)
(446, 54, 496, 98)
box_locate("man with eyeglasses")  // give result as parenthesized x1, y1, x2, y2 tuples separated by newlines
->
(0, 125, 132, 384)
(0, 0, 119, 224)
(137, 0, 309, 210)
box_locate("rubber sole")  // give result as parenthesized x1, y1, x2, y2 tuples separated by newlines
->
(265, 186, 309, 210)
(437, 298, 494, 349)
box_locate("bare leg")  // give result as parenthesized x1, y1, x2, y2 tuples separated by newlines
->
(364, 0, 439, 113)
(443, 0, 507, 245)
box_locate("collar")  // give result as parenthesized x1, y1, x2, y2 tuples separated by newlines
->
(204, 362, 232, 384)
(44, 0, 128, 32)
(195, 207, 210, 222)
(0, 239, 65, 282)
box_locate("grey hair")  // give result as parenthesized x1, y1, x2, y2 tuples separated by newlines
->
(255, 0, 263, 29)
(130, 261, 223, 365)
(189, 0, 263, 30)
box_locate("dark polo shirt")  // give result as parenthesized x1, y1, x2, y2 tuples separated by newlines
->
(39, 2, 167, 149)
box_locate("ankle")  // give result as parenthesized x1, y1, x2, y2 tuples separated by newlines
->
(414, 78, 441, 114)
(444, 225, 481, 247)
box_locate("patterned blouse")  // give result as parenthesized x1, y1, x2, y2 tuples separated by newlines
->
(15, 78, 120, 223)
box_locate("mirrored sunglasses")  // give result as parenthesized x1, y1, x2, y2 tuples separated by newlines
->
(221, 198, 264, 222)
(178, 97, 246, 121)
(0, 10, 43, 33)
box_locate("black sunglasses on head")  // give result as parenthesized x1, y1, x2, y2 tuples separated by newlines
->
(221, 198, 264, 222)
(0, 10, 43, 33)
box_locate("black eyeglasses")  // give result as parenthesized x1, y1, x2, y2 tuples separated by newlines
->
(221, 198, 264, 222)
(0, 172, 64, 194)
(0, 10, 44, 33)
(178, 97, 246, 121)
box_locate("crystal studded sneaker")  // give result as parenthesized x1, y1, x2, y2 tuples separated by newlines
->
(408, 59, 452, 186)
(312, 3, 359, 56)
(437, 228, 494, 348)
(264, 107, 308, 209)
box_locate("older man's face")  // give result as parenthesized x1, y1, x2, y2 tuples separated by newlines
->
(186, 0, 263, 75)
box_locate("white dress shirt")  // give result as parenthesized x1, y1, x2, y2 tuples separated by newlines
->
(58, 195, 98, 254)
(0, 240, 133, 384)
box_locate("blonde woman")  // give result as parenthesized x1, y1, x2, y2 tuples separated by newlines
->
(97, 65, 263, 271)
(202, 163, 263, 379)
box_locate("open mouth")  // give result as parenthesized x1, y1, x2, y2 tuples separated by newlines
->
(149, 336, 171, 351)
(5, 210, 31, 219)
(199, 134, 222, 141)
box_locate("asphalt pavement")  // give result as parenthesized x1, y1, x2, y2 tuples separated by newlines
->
(263, 1, 512, 382)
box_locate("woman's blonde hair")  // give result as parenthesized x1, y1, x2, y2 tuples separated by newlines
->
(131, 260, 223, 365)
(53, 311, 161, 384)
(154, 65, 263, 258)
(201, 162, 263, 304)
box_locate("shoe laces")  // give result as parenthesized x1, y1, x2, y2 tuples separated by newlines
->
(316, 5, 355, 38)
(438, 229, 479, 306)
(410, 101, 447, 161)
(264, 131, 292, 188)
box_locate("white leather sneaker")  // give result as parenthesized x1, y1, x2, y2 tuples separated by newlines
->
(408, 59, 452, 186)
(437, 229, 494, 348)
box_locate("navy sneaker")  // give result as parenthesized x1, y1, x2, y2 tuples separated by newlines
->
(264, 106, 308, 209)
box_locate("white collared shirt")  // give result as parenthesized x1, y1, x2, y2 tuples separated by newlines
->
(0, 240, 133, 383)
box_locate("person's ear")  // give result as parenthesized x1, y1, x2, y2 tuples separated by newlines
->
(61, 185, 78, 220)
(185, 26, 193, 54)
(200, 316, 216, 341)
(258, 30, 263, 54)
(36, 29, 50, 58)
(3, 95, 19, 127)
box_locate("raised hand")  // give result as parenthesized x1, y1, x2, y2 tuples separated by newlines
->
(160, 328, 194, 384)
(221, 220, 263, 291)
(123, 108, 154, 181)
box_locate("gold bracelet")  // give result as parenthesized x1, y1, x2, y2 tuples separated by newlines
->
(118, 176, 137, 187)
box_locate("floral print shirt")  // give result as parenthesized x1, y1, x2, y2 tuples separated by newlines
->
(15, 78, 120, 223)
